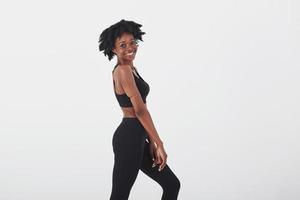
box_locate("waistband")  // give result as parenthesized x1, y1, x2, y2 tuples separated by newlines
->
(121, 117, 143, 126)
(122, 117, 139, 121)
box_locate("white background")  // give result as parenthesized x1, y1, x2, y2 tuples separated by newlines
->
(0, 0, 299, 199)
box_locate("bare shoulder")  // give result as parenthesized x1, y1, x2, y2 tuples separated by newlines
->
(117, 64, 132, 74)
(115, 64, 133, 80)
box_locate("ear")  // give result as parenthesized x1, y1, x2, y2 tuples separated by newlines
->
(112, 48, 116, 54)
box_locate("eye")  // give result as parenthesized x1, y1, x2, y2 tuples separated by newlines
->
(120, 43, 126, 48)
(132, 40, 138, 45)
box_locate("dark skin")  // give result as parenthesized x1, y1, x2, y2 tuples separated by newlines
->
(111, 32, 168, 171)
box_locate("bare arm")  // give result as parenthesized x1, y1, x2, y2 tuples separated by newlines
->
(135, 109, 163, 147)
(118, 65, 163, 147)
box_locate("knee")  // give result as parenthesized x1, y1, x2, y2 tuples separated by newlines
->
(163, 176, 181, 193)
(173, 177, 181, 192)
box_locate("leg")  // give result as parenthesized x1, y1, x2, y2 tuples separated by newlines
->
(109, 119, 147, 200)
(140, 141, 181, 200)
(110, 154, 141, 200)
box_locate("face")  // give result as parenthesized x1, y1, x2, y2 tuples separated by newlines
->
(112, 32, 139, 63)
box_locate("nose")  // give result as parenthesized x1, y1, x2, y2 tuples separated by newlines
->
(126, 47, 135, 54)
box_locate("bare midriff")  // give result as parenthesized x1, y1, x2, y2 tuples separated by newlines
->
(120, 107, 138, 118)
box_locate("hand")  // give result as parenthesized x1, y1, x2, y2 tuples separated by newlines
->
(149, 141, 157, 162)
(153, 144, 168, 172)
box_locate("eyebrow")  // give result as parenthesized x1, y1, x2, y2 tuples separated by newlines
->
(118, 39, 135, 44)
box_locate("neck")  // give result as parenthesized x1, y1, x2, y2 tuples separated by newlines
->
(117, 59, 133, 67)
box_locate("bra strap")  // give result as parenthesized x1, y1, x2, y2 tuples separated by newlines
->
(133, 67, 145, 81)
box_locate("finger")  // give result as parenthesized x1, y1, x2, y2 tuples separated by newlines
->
(150, 151, 154, 161)
(152, 162, 156, 168)
(152, 159, 156, 167)
(158, 159, 165, 171)
(153, 150, 157, 160)
(152, 156, 157, 167)
(156, 155, 162, 165)
(155, 158, 159, 165)
(159, 157, 167, 171)
(161, 160, 166, 170)
(154, 152, 159, 164)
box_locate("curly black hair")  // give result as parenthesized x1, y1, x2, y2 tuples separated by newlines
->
(98, 19, 146, 61)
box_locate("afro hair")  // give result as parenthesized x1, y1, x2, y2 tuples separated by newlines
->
(98, 19, 146, 61)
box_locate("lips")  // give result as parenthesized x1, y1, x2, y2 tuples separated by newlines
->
(126, 52, 135, 56)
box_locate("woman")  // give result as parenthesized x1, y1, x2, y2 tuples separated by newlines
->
(98, 19, 181, 200)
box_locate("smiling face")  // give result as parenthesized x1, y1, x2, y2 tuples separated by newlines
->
(112, 32, 139, 64)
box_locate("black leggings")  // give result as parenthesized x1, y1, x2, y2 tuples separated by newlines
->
(110, 117, 181, 200)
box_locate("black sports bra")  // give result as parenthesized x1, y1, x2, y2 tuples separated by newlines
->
(112, 64, 150, 108)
